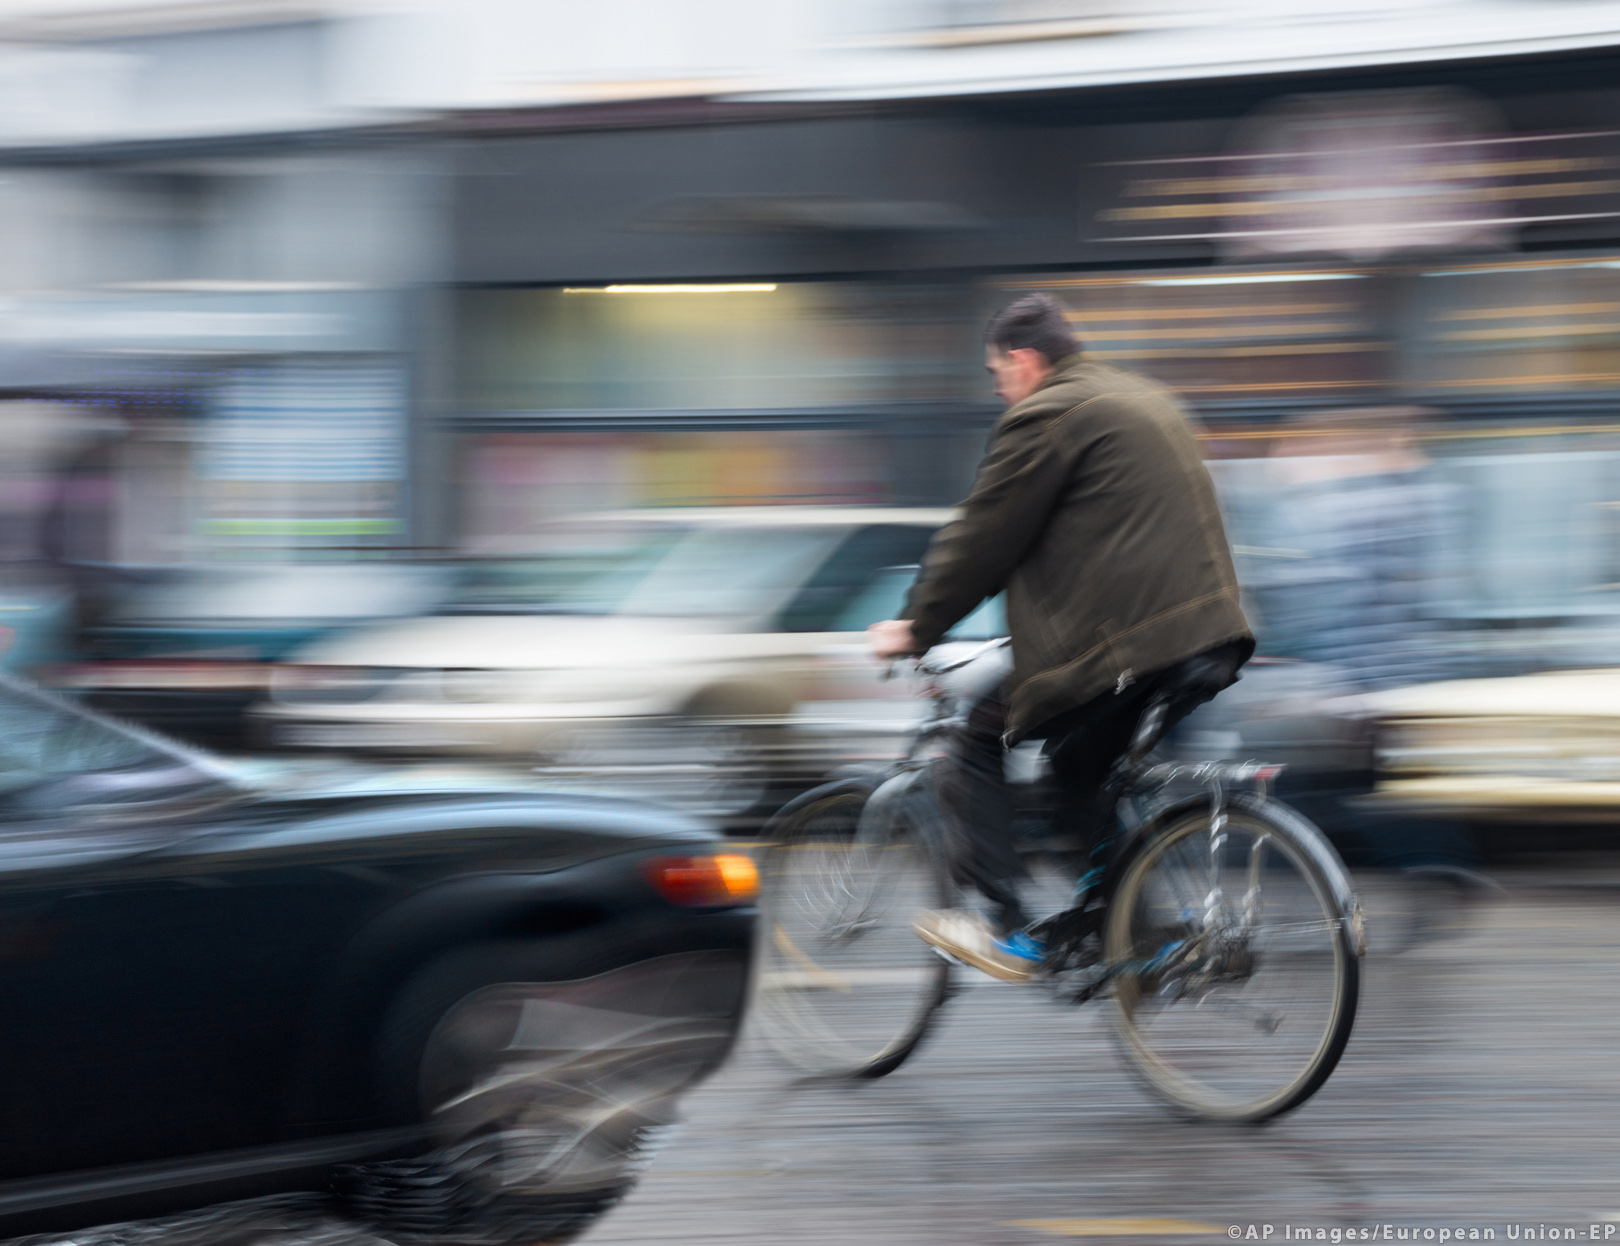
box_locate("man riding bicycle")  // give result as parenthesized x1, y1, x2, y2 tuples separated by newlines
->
(868, 294, 1255, 983)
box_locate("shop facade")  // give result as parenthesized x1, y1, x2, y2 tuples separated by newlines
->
(0, 142, 449, 565)
(440, 50, 1620, 623)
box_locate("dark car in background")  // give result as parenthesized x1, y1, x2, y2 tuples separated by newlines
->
(47, 562, 454, 750)
(0, 673, 755, 1243)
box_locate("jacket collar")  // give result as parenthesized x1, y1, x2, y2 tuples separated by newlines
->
(1033, 352, 1086, 395)
(1004, 353, 1086, 415)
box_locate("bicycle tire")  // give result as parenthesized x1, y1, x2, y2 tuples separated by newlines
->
(1105, 793, 1361, 1122)
(752, 775, 954, 1079)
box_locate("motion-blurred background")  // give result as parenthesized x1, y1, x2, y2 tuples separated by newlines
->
(7, 0, 1620, 845)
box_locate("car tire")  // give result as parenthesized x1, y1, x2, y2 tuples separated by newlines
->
(348, 931, 732, 1244)
(665, 713, 785, 825)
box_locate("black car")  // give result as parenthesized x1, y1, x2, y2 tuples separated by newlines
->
(0, 673, 755, 1243)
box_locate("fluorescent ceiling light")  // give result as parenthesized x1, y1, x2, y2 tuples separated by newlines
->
(561, 283, 778, 294)
(1137, 273, 1363, 287)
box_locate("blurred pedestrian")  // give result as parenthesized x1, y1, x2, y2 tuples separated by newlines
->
(1247, 407, 1457, 690)
(1191, 407, 1489, 903)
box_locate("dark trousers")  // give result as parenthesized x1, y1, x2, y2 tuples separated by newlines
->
(938, 646, 1245, 935)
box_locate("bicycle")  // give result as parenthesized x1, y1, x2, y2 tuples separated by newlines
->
(753, 637, 1365, 1122)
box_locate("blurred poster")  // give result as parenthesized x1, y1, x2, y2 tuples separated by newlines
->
(459, 431, 891, 554)
(1220, 88, 1511, 261)
(197, 359, 406, 555)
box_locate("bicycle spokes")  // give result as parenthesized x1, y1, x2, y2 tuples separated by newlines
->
(755, 789, 953, 1077)
(1107, 804, 1357, 1120)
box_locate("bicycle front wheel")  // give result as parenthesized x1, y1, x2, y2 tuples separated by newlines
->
(753, 776, 953, 1079)
(1106, 795, 1361, 1121)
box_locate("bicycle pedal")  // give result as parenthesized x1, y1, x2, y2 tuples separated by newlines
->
(928, 945, 968, 969)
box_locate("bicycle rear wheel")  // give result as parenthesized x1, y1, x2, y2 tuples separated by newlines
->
(753, 777, 953, 1078)
(1105, 795, 1361, 1121)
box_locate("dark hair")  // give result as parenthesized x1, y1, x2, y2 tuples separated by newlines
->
(985, 294, 1077, 365)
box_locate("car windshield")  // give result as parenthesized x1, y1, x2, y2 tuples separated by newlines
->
(448, 520, 846, 619)
(0, 675, 235, 801)
(445, 523, 688, 615)
(613, 525, 845, 618)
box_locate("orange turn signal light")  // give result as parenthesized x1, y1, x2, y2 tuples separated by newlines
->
(644, 854, 760, 907)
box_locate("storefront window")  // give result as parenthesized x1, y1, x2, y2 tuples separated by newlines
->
(456, 282, 974, 412)
(991, 267, 1386, 404)
(997, 253, 1620, 404)
(458, 430, 891, 553)
(1405, 255, 1620, 395)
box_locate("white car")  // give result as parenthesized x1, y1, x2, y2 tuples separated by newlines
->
(253, 508, 1005, 816)
(1364, 668, 1620, 821)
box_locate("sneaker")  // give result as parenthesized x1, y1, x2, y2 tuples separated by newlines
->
(995, 929, 1047, 963)
(911, 909, 1044, 983)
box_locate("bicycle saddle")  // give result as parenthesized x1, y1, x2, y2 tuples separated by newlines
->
(1162, 648, 1245, 702)
(1125, 644, 1248, 765)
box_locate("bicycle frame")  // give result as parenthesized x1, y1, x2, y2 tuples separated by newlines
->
(758, 640, 1365, 1113)
(881, 643, 1365, 991)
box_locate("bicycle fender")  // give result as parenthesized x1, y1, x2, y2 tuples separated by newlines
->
(858, 767, 945, 851)
(763, 775, 878, 832)
(1233, 793, 1366, 958)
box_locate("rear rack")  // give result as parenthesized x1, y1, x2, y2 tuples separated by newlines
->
(1129, 759, 1286, 794)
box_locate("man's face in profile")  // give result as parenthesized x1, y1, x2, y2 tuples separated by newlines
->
(986, 346, 1050, 408)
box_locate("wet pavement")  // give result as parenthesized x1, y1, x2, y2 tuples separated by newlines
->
(586, 868, 1620, 1245)
(12, 867, 1620, 1246)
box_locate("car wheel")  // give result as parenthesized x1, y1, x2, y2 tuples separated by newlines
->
(665, 717, 780, 822)
(534, 718, 780, 824)
(345, 936, 743, 1244)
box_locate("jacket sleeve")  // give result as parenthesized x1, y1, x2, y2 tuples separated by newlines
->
(902, 409, 1074, 651)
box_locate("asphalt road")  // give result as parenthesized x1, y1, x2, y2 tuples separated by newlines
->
(12, 866, 1620, 1246)
(583, 867, 1620, 1246)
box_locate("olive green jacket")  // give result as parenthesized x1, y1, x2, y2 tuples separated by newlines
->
(903, 354, 1253, 743)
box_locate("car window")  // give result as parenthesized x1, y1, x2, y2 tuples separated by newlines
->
(613, 526, 846, 619)
(832, 564, 1007, 639)
(0, 676, 231, 799)
(833, 566, 915, 632)
(949, 594, 1009, 641)
(778, 525, 937, 633)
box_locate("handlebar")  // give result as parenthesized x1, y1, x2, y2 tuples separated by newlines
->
(881, 635, 1010, 682)
(918, 635, 1010, 676)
